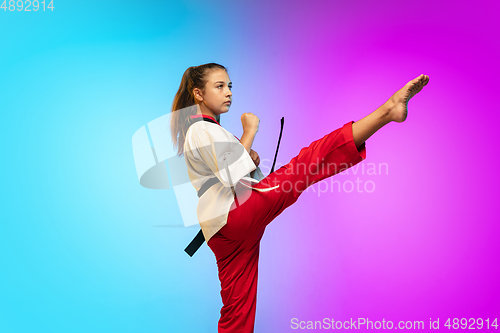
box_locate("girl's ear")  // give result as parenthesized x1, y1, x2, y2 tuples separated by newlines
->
(193, 88, 204, 102)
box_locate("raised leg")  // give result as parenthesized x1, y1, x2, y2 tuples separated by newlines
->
(352, 74, 430, 149)
(352, 103, 392, 149)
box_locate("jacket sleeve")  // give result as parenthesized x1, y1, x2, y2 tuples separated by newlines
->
(191, 125, 257, 188)
(249, 166, 265, 182)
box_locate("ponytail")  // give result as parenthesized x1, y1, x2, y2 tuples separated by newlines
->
(170, 63, 227, 156)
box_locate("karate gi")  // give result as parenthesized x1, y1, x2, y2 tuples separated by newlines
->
(183, 114, 367, 333)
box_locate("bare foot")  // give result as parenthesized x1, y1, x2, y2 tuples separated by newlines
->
(387, 74, 430, 123)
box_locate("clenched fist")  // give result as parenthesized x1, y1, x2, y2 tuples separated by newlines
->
(241, 112, 260, 134)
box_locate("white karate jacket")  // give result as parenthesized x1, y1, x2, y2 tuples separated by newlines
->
(183, 114, 279, 243)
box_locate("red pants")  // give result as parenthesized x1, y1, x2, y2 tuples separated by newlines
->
(207, 121, 367, 332)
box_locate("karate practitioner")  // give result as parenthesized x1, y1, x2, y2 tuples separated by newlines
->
(170, 63, 429, 332)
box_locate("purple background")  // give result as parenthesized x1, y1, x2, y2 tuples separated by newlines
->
(236, 0, 500, 331)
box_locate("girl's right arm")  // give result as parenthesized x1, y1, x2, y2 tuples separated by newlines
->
(239, 131, 256, 153)
(239, 113, 259, 153)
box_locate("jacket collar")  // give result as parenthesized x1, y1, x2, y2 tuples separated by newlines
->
(189, 114, 221, 126)
(188, 113, 241, 141)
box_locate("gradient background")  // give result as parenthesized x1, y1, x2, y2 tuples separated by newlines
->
(1, 0, 499, 332)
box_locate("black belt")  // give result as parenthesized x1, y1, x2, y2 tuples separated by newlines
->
(184, 176, 221, 257)
(184, 117, 284, 257)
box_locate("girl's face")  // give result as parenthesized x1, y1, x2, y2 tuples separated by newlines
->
(195, 69, 232, 117)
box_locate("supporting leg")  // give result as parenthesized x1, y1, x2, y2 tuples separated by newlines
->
(352, 74, 430, 149)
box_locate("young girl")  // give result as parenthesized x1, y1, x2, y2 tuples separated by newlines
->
(170, 63, 429, 332)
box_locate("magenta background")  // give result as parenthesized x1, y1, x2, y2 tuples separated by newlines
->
(221, 0, 500, 331)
